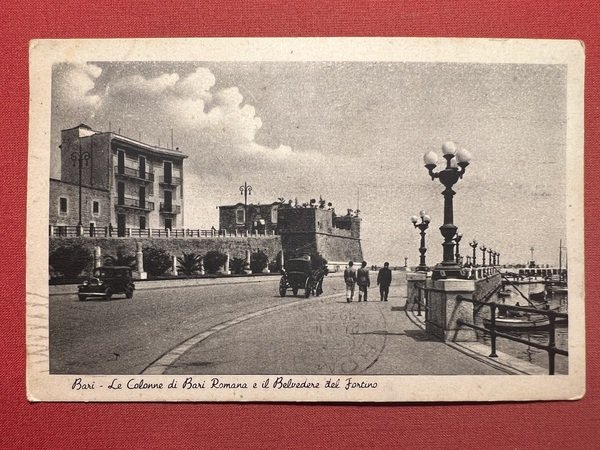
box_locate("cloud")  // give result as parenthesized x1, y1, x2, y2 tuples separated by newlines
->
(52, 62, 103, 114)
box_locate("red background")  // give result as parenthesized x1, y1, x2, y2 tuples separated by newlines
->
(2, 1, 599, 448)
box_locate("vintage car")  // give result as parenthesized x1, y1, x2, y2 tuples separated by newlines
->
(78, 266, 135, 301)
(279, 256, 328, 298)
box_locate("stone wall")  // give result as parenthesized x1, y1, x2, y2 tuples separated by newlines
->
(315, 233, 363, 263)
(50, 236, 282, 268)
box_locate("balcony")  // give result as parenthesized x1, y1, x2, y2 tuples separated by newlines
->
(159, 203, 181, 214)
(159, 175, 181, 186)
(116, 197, 155, 211)
(115, 165, 154, 182)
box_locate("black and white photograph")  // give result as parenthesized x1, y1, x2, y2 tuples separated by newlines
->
(27, 38, 585, 402)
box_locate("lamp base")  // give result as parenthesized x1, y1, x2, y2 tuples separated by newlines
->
(431, 262, 464, 280)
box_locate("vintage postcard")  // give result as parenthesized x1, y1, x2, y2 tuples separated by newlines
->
(27, 38, 585, 402)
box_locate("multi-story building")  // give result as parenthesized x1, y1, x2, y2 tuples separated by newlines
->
(50, 124, 187, 236)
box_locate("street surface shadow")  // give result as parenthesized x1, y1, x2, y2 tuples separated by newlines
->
(403, 329, 440, 342)
(390, 306, 405, 311)
(352, 330, 406, 336)
(76, 297, 130, 303)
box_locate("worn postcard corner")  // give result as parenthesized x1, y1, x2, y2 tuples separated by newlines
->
(27, 37, 585, 402)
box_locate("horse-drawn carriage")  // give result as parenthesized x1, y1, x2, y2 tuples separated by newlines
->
(279, 255, 328, 298)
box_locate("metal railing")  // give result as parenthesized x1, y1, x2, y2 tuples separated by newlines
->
(456, 296, 568, 375)
(116, 198, 155, 211)
(159, 203, 181, 214)
(50, 225, 278, 238)
(114, 165, 155, 181)
(158, 175, 181, 185)
(410, 287, 568, 375)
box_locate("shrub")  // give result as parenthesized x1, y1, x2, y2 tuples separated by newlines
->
(230, 257, 246, 275)
(177, 252, 202, 275)
(204, 250, 227, 274)
(49, 245, 92, 279)
(250, 250, 269, 274)
(104, 247, 136, 269)
(268, 251, 283, 273)
(143, 246, 171, 277)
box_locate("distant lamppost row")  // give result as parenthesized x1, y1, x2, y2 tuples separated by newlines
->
(454, 232, 463, 265)
(423, 141, 472, 278)
(480, 244, 487, 266)
(469, 240, 478, 266)
(239, 181, 253, 233)
(410, 210, 431, 272)
(70, 142, 91, 235)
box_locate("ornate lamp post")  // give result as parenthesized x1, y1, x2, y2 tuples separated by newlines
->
(71, 143, 91, 236)
(469, 240, 478, 266)
(454, 232, 463, 265)
(423, 141, 472, 278)
(488, 248, 494, 266)
(239, 181, 253, 233)
(410, 210, 431, 272)
(497, 252, 500, 266)
(480, 244, 487, 266)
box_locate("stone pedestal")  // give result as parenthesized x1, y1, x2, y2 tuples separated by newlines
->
(171, 255, 178, 276)
(132, 243, 147, 280)
(425, 278, 476, 342)
(223, 252, 231, 275)
(406, 271, 427, 307)
(93, 246, 102, 269)
(243, 250, 251, 274)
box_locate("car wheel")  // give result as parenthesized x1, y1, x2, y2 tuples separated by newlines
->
(278, 277, 287, 297)
(105, 288, 112, 300)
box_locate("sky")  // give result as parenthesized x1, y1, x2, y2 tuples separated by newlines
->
(50, 61, 568, 266)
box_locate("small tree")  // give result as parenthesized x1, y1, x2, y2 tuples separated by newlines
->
(177, 252, 202, 276)
(204, 250, 227, 274)
(230, 257, 246, 275)
(49, 245, 92, 279)
(250, 250, 269, 274)
(143, 246, 171, 277)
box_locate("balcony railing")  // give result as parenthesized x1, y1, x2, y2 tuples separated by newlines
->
(116, 198, 155, 211)
(159, 175, 181, 185)
(115, 165, 154, 182)
(159, 203, 181, 214)
(50, 225, 278, 238)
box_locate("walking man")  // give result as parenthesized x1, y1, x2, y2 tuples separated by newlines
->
(357, 261, 370, 302)
(344, 261, 357, 303)
(377, 262, 392, 302)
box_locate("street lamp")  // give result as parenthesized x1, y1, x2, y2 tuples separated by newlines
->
(488, 248, 494, 266)
(410, 210, 431, 272)
(469, 240, 478, 266)
(71, 143, 91, 236)
(480, 244, 487, 266)
(454, 232, 463, 265)
(497, 252, 501, 266)
(239, 181, 253, 233)
(423, 141, 472, 278)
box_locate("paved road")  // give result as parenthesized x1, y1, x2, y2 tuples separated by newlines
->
(50, 273, 503, 375)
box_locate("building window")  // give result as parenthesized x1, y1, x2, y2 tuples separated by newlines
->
(271, 206, 278, 223)
(92, 200, 100, 216)
(59, 197, 68, 215)
(236, 208, 245, 224)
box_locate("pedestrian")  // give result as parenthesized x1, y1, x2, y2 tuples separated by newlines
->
(357, 261, 370, 302)
(377, 262, 392, 302)
(344, 261, 357, 303)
